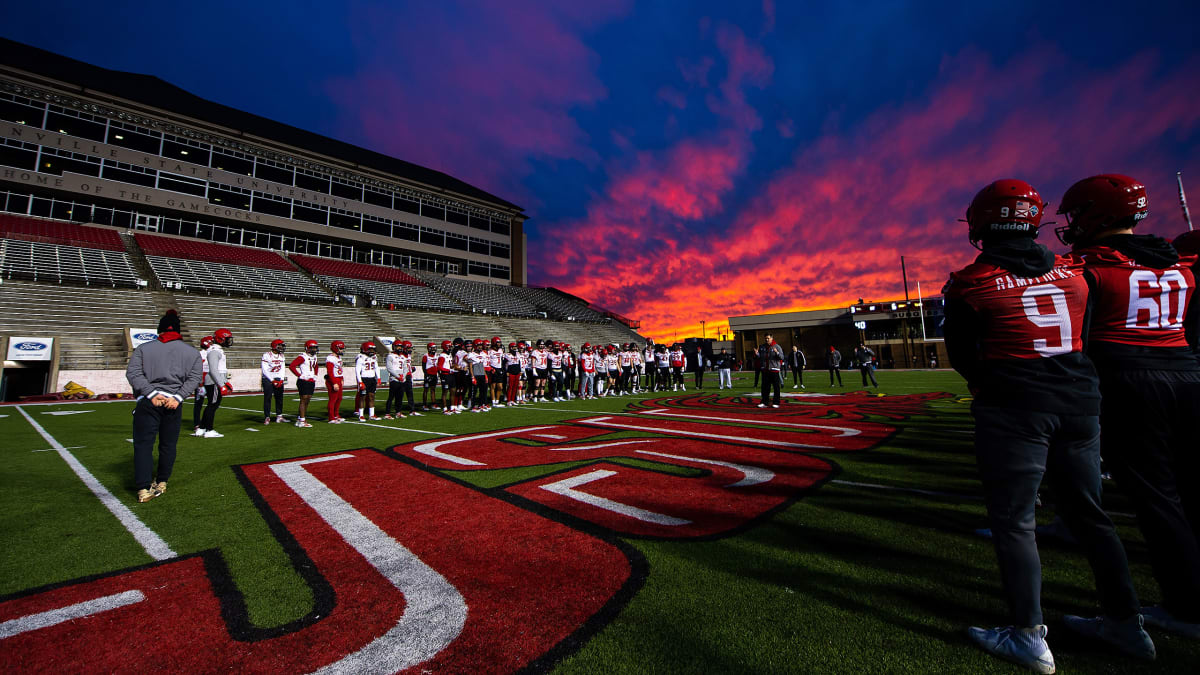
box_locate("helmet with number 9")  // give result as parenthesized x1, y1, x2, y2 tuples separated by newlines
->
(965, 179, 1046, 249)
(1056, 174, 1149, 247)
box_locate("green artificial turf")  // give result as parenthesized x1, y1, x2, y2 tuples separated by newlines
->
(2, 370, 1195, 672)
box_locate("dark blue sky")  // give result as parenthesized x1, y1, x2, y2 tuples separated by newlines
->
(5, 1, 1199, 337)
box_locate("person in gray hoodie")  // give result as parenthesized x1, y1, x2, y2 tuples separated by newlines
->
(125, 310, 203, 503)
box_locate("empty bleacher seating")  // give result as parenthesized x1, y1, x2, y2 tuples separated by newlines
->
(291, 255, 464, 312)
(504, 286, 607, 322)
(0, 214, 125, 251)
(414, 271, 541, 317)
(0, 280, 162, 369)
(0, 238, 141, 287)
(136, 234, 330, 301)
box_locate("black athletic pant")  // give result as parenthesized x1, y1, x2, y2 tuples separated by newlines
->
(385, 379, 407, 414)
(694, 368, 704, 388)
(860, 365, 878, 387)
(829, 366, 842, 386)
(565, 370, 575, 396)
(397, 377, 415, 412)
(133, 397, 183, 490)
(201, 384, 223, 431)
(760, 370, 781, 406)
(1097, 368, 1200, 621)
(792, 367, 804, 387)
(262, 377, 284, 418)
(645, 366, 655, 390)
(658, 367, 670, 390)
(193, 388, 205, 429)
(973, 404, 1139, 626)
(554, 370, 566, 398)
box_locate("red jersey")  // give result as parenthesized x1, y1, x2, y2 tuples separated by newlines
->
(944, 256, 1088, 360)
(1074, 246, 1195, 348)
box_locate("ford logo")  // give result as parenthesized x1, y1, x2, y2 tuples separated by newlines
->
(134, 333, 158, 341)
(16, 342, 48, 351)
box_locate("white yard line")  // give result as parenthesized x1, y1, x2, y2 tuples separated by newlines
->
(16, 406, 174, 561)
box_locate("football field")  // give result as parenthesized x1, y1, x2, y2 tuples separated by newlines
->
(1, 371, 1193, 673)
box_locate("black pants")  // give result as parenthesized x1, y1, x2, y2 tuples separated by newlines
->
(860, 365, 878, 387)
(829, 366, 842, 386)
(386, 378, 415, 414)
(1098, 368, 1200, 621)
(645, 366, 655, 390)
(754, 369, 760, 387)
(760, 370, 781, 406)
(201, 384, 223, 431)
(133, 397, 183, 490)
(192, 388, 206, 429)
(973, 404, 1139, 626)
(262, 377, 284, 418)
(565, 370, 575, 395)
(792, 367, 804, 386)
(694, 369, 704, 388)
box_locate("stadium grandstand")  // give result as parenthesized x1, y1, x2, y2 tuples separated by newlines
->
(0, 39, 643, 398)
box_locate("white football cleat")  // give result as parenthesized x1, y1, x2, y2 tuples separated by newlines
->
(967, 625, 1055, 674)
(202, 430, 223, 438)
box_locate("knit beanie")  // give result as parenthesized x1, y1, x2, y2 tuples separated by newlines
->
(157, 309, 181, 334)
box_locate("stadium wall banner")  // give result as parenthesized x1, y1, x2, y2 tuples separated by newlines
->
(127, 328, 160, 350)
(6, 336, 53, 361)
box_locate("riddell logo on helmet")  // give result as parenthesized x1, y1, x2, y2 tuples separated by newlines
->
(990, 222, 1032, 231)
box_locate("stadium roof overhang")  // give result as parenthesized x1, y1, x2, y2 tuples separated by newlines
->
(727, 308, 852, 331)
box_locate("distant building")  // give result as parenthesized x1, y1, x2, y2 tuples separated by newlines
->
(729, 297, 949, 369)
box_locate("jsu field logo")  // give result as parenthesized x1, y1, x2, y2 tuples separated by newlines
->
(0, 392, 947, 672)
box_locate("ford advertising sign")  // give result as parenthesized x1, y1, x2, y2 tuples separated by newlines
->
(128, 328, 160, 349)
(7, 336, 54, 361)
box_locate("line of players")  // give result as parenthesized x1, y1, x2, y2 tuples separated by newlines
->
(186, 334, 695, 431)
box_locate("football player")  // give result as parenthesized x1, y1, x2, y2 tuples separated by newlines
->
(1059, 175, 1200, 640)
(355, 342, 380, 421)
(531, 340, 549, 402)
(488, 336, 506, 406)
(655, 344, 670, 391)
(563, 344, 576, 399)
(669, 343, 686, 391)
(383, 340, 408, 420)
(579, 343, 596, 399)
(261, 339, 288, 424)
(193, 335, 213, 434)
(288, 340, 320, 427)
(325, 341, 346, 423)
(421, 342, 440, 411)
(643, 342, 657, 391)
(197, 328, 233, 438)
(944, 179, 1151, 671)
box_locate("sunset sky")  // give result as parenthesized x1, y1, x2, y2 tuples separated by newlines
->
(6, 2, 1200, 341)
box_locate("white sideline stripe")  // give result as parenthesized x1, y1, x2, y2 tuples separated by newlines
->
(16, 406, 175, 561)
(548, 439, 656, 453)
(641, 408, 862, 437)
(541, 470, 690, 526)
(532, 433, 568, 440)
(411, 426, 555, 466)
(270, 455, 466, 674)
(580, 416, 832, 449)
(221, 405, 452, 437)
(0, 590, 145, 640)
(831, 480, 983, 500)
(635, 450, 774, 488)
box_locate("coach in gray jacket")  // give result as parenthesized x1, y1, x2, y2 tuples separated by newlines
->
(126, 309, 203, 503)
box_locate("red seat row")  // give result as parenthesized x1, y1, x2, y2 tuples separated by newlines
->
(291, 254, 425, 286)
(0, 214, 125, 251)
(135, 233, 293, 270)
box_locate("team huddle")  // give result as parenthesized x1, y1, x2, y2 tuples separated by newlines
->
(185, 335, 699, 433)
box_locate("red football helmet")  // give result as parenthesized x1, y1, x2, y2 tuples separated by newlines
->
(427, 342, 437, 350)
(392, 340, 404, 352)
(491, 336, 501, 344)
(305, 339, 319, 354)
(271, 339, 286, 354)
(401, 340, 413, 349)
(1174, 230, 1200, 257)
(965, 180, 1046, 248)
(1056, 174, 1149, 246)
(200, 335, 214, 349)
(214, 328, 233, 346)
(441, 340, 453, 350)
(361, 341, 375, 353)
(330, 340, 346, 354)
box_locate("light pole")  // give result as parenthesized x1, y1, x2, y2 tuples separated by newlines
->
(700, 321, 706, 339)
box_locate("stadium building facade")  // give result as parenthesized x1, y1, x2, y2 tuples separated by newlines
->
(0, 38, 526, 284)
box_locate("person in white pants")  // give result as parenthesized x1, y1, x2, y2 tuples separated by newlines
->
(716, 349, 733, 389)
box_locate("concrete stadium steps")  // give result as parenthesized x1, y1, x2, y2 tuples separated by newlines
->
(168, 295, 390, 370)
(0, 280, 161, 369)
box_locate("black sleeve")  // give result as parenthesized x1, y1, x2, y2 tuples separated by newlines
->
(1082, 269, 1098, 353)
(943, 296, 982, 389)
